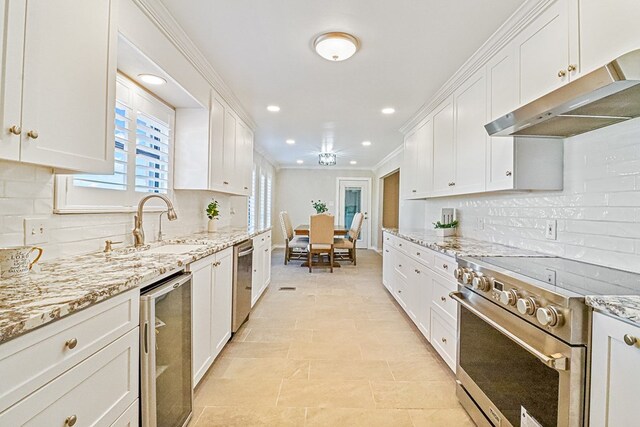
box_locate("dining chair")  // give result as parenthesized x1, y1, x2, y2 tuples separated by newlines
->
(279, 211, 308, 265)
(308, 213, 335, 273)
(334, 212, 364, 265)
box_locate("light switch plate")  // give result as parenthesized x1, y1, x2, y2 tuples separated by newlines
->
(24, 218, 49, 245)
(545, 220, 557, 240)
(476, 217, 485, 231)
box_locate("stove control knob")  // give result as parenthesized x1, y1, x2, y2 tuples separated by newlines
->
(499, 289, 518, 306)
(516, 297, 538, 315)
(453, 268, 464, 281)
(472, 276, 490, 292)
(462, 271, 476, 285)
(536, 306, 564, 327)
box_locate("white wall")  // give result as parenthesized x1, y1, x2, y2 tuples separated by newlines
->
(393, 118, 640, 273)
(274, 168, 375, 246)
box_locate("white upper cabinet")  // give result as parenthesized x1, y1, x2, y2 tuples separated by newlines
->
(578, 0, 640, 75)
(223, 110, 237, 190)
(1, 0, 116, 173)
(402, 117, 433, 199)
(515, 0, 578, 105)
(453, 69, 487, 195)
(432, 96, 455, 196)
(210, 95, 226, 189)
(235, 120, 253, 196)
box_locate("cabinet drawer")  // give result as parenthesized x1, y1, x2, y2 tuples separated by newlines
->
(0, 289, 139, 411)
(431, 311, 457, 371)
(111, 400, 138, 427)
(0, 328, 139, 426)
(393, 238, 408, 254)
(431, 276, 458, 327)
(393, 253, 410, 280)
(406, 241, 434, 267)
(433, 254, 457, 279)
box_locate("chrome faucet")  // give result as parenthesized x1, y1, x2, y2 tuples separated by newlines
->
(133, 194, 178, 247)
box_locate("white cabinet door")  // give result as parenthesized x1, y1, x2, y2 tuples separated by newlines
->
(252, 237, 264, 307)
(417, 272, 432, 341)
(238, 124, 254, 196)
(454, 69, 487, 195)
(515, 0, 571, 105)
(416, 118, 434, 196)
(210, 95, 226, 190)
(579, 0, 640, 75)
(191, 261, 214, 386)
(222, 110, 237, 191)
(590, 312, 640, 426)
(486, 47, 517, 191)
(18, 0, 116, 172)
(432, 96, 455, 195)
(174, 108, 210, 190)
(382, 245, 395, 293)
(0, 0, 21, 162)
(402, 129, 419, 198)
(262, 238, 272, 291)
(212, 248, 233, 359)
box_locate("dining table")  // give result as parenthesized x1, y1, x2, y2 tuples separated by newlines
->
(294, 224, 350, 268)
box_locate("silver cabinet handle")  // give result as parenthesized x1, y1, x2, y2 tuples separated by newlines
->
(449, 291, 568, 371)
(441, 296, 446, 302)
(624, 334, 637, 346)
(505, 171, 512, 177)
(441, 337, 447, 344)
(442, 264, 448, 269)
(65, 338, 78, 350)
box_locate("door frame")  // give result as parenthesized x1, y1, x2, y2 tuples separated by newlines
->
(335, 177, 372, 249)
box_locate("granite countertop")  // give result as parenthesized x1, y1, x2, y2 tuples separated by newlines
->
(0, 226, 271, 345)
(585, 296, 640, 326)
(383, 228, 542, 258)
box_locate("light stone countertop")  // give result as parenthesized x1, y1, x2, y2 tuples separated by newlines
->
(0, 226, 271, 345)
(383, 228, 543, 258)
(585, 296, 640, 326)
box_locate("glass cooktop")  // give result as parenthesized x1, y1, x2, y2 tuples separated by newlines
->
(466, 256, 640, 297)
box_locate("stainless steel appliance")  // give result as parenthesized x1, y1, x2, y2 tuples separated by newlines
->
(485, 49, 640, 138)
(232, 239, 253, 333)
(451, 256, 640, 427)
(140, 273, 192, 427)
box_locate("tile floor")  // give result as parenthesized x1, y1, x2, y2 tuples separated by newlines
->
(190, 249, 474, 426)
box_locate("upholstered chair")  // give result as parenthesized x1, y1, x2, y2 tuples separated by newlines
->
(308, 214, 335, 273)
(279, 211, 308, 264)
(334, 212, 364, 265)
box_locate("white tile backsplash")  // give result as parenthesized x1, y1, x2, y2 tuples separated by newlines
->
(418, 118, 640, 273)
(0, 160, 240, 260)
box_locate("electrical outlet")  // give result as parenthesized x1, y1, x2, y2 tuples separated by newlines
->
(545, 269, 557, 285)
(24, 218, 49, 245)
(545, 219, 557, 240)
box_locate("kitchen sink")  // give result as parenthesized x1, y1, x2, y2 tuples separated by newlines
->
(143, 244, 206, 255)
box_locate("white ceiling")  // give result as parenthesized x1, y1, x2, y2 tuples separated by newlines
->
(159, 0, 526, 169)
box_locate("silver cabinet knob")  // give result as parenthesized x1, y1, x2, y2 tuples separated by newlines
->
(624, 334, 637, 346)
(536, 306, 563, 327)
(441, 337, 447, 344)
(516, 297, 537, 315)
(440, 296, 446, 302)
(9, 125, 21, 135)
(442, 263, 449, 270)
(65, 338, 78, 350)
(505, 170, 512, 177)
(27, 130, 39, 139)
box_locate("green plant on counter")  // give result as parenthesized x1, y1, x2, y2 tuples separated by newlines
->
(206, 199, 220, 220)
(433, 220, 459, 229)
(311, 200, 328, 214)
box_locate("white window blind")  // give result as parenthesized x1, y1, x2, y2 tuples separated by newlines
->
(56, 74, 174, 212)
(266, 176, 272, 227)
(259, 172, 266, 229)
(248, 166, 256, 228)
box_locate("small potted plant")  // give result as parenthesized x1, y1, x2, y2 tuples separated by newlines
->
(206, 199, 220, 232)
(311, 200, 329, 214)
(433, 220, 458, 237)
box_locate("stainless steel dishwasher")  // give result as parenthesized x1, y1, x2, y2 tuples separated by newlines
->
(232, 239, 254, 333)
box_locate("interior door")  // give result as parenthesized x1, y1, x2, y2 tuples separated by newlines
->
(337, 179, 370, 248)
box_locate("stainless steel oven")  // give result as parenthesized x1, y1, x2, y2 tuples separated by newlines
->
(451, 288, 586, 426)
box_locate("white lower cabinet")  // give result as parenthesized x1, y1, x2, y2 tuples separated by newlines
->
(111, 400, 139, 427)
(188, 247, 234, 386)
(252, 230, 272, 307)
(382, 232, 459, 371)
(0, 328, 138, 426)
(590, 312, 640, 426)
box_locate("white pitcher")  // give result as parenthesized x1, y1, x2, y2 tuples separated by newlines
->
(0, 246, 44, 278)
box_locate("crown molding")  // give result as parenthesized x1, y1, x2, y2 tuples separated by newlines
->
(399, 0, 555, 134)
(132, 0, 257, 130)
(373, 144, 404, 172)
(254, 144, 280, 170)
(277, 165, 375, 172)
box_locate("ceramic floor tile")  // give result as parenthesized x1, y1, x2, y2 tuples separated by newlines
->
(194, 378, 282, 407)
(194, 406, 305, 426)
(244, 328, 313, 343)
(295, 317, 358, 331)
(305, 408, 414, 427)
(288, 341, 362, 360)
(360, 342, 432, 361)
(370, 381, 459, 409)
(277, 379, 375, 408)
(209, 357, 309, 380)
(221, 342, 291, 358)
(387, 360, 453, 381)
(309, 359, 394, 380)
(408, 408, 475, 427)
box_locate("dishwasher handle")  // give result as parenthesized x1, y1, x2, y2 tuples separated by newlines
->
(238, 247, 254, 257)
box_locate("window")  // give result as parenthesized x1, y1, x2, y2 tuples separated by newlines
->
(259, 172, 266, 229)
(248, 166, 256, 228)
(55, 74, 175, 212)
(265, 176, 272, 227)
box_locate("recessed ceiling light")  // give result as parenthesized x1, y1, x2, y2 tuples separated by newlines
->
(138, 74, 166, 85)
(382, 107, 395, 115)
(267, 105, 281, 112)
(350, 160, 357, 165)
(314, 32, 360, 62)
(286, 139, 295, 145)
(296, 159, 304, 164)
(362, 141, 372, 146)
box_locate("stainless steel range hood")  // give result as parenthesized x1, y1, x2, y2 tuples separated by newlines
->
(485, 49, 640, 138)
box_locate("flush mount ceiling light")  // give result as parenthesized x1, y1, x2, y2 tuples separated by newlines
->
(382, 107, 396, 115)
(286, 139, 295, 145)
(138, 74, 166, 85)
(314, 32, 360, 62)
(350, 160, 357, 165)
(362, 141, 372, 146)
(296, 159, 304, 164)
(267, 105, 281, 112)
(318, 152, 337, 166)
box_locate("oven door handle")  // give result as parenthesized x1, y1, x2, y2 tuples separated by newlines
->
(449, 291, 569, 371)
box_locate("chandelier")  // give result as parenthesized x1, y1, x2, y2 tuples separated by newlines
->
(318, 152, 336, 166)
